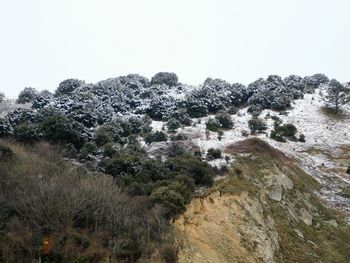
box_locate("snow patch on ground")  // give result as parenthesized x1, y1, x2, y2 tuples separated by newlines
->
(148, 88, 350, 216)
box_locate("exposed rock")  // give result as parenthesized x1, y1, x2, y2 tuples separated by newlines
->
(174, 191, 279, 263)
(294, 229, 304, 239)
(269, 185, 283, 202)
(299, 208, 313, 225)
(324, 219, 338, 227)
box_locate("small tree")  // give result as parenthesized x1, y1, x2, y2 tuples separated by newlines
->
(16, 87, 38, 104)
(206, 148, 222, 160)
(323, 79, 350, 113)
(215, 112, 234, 129)
(248, 117, 267, 134)
(151, 72, 178, 87)
(206, 118, 221, 132)
(55, 79, 85, 96)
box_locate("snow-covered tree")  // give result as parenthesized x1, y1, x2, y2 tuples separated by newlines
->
(16, 87, 38, 104)
(303, 74, 329, 92)
(323, 79, 350, 113)
(151, 72, 178, 87)
(55, 79, 85, 96)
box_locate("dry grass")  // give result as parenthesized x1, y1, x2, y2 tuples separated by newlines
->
(225, 137, 292, 163)
(320, 106, 349, 121)
(0, 140, 171, 262)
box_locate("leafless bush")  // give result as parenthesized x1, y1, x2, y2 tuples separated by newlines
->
(0, 141, 168, 261)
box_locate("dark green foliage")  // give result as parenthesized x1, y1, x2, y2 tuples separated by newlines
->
(145, 131, 167, 144)
(16, 87, 38, 104)
(207, 148, 222, 160)
(185, 97, 208, 118)
(206, 118, 220, 132)
(270, 130, 286, 142)
(151, 72, 178, 87)
(346, 166, 350, 174)
(55, 79, 85, 96)
(166, 118, 181, 132)
(280, 123, 297, 138)
(41, 115, 86, 148)
(79, 142, 98, 160)
(14, 124, 43, 142)
(217, 130, 223, 141)
(168, 109, 192, 126)
(215, 112, 234, 129)
(103, 142, 120, 157)
(168, 143, 186, 157)
(323, 79, 350, 113)
(298, 133, 306, 142)
(166, 154, 213, 186)
(150, 186, 185, 217)
(270, 122, 298, 142)
(103, 152, 143, 178)
(170, 133, 188, 141)
(95, 124, 122, 146)
(0, 119, 13, 137)
(248, 117, 267, 133)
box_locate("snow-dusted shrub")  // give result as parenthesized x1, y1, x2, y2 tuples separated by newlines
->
(205, 118, 221, 132)
(16, 87, 38, 104)
(55, 78, 85, 96)
(270, 129, 286, 142)
(206, 148, 222, 160)
(303, 73, 329, 92)
(147, 95, 178, 120)
(6, 108, 38, 125)
(151, 72, 178, 87)
(230, 83, 249, 106)
(284, 75, 304, 99)
(215, 112, 234, 129)
(145, 131, 168, 144)
(0, 118, 13, 137)
(248, 117, 267, 134)
(170, 133, 188, 141)
(167, 108, 192, 126)
(270, 122, 298, 142)
(185, 96, 208, 118)
(298, 133, 306, 142)
(247, 104, 263, 116)
(166, 118, 181, 132)
(247, 76, 294, 111)
(323, 79, 350, 113)
(32, 90, 53, 109)
(119, 74, 149, 91)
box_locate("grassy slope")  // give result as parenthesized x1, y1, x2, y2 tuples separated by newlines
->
(207, 138, 350, 263)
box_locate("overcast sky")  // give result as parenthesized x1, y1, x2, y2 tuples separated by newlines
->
(0, 0, 349, 98)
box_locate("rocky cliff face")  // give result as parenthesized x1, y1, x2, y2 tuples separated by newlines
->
(173, 139, 350, 263)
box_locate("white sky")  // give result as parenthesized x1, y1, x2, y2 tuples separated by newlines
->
(0, 0, 349, 98)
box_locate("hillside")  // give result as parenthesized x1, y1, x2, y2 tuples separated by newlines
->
(0, 72, 349, 262)
(174, 139, 349, 263)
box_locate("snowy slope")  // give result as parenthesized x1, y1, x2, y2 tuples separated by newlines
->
(148, 87, 350, 215)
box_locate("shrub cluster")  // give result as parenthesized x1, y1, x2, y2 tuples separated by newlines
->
(270, 122, 302, 142)
(248, 117, 267, 134)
